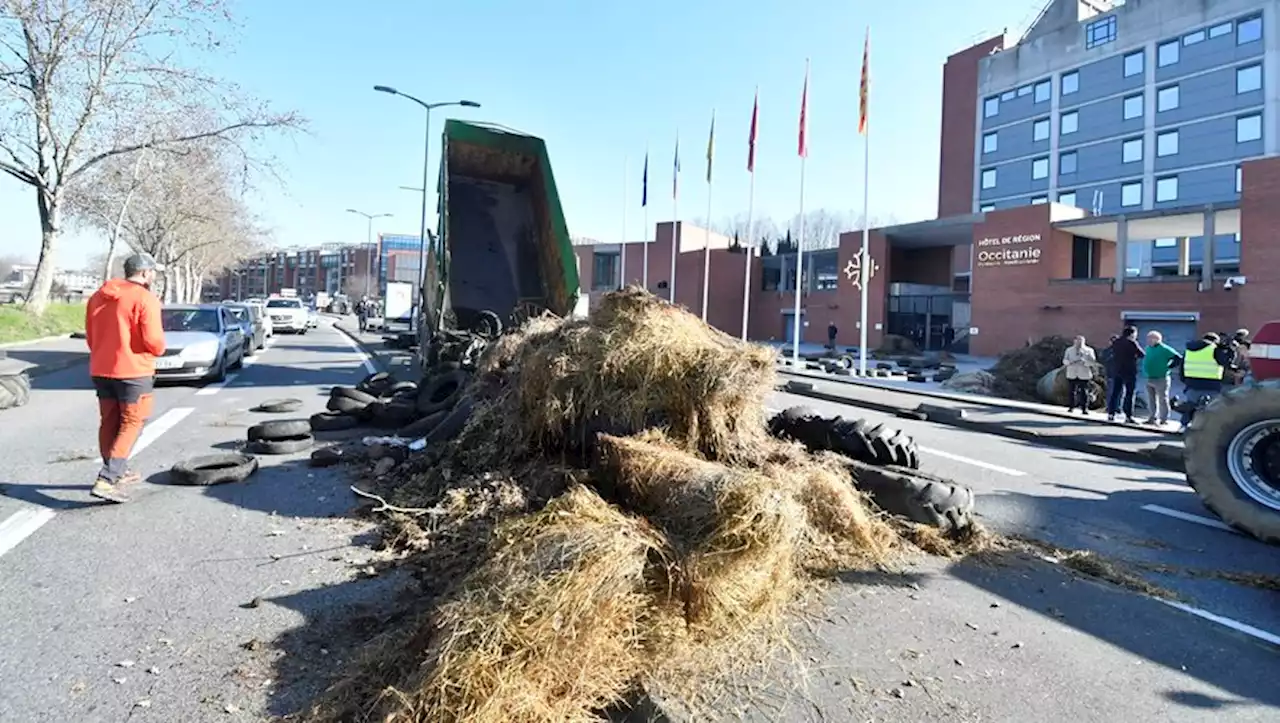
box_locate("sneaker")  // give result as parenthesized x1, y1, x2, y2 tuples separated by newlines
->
(90, 479, 130, 504)
(1107, 414, 1116, 422)
(1125, 417, 1137, 424)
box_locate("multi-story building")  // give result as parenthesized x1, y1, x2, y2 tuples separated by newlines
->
(573, 0, 1280, 357)
(212, 233, 421, 301)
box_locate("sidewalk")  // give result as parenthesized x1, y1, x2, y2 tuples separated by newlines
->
(777, 374, 1185, 473)
(0, 334, 89, 378)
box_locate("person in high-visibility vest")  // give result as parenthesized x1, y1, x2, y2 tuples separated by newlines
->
(1177, 332, 1234, 430)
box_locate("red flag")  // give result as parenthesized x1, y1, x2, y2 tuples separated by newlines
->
(859, 30, 869, 135)
(798, 61, 809, 158)
(747, 89, 759, 173)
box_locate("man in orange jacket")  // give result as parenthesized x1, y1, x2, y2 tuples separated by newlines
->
(84, 253, 166, 503)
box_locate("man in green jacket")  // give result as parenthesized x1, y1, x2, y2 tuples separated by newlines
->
(1142, 330, 1181, 427)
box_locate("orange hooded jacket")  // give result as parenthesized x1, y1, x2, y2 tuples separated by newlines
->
(85, 278, 166, 379)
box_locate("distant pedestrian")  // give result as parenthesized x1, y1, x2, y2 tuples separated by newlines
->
(1062, 335, 1096, 414)
(356, 295, 370, 333)
(1106, 326, 1145, 424)
(84, 253, 166, 504)
(1141, 330, 1180, 427)
(1177, 332, 1235, 430)
(827, 322, 838, 350)
(942, 325, 956, 352)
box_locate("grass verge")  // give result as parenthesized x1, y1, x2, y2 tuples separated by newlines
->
(0, 303, 84, 345)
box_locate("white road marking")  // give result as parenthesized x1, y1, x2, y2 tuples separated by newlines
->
(131, 407, 194, 457)
(1140, 504, 1239, 534)
(1161, 600, 1280, 647)
(0, 507, 57, 559)
(917, 446, 1026, 476)
(336, 327, 378, 374)
(195, 374, 239, 396)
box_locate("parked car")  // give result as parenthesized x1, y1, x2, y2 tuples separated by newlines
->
(265, 297, 308, 334)
(155, 304, 246, 383)
(223, 302, 267, 353)
(245, 300, 273, 338)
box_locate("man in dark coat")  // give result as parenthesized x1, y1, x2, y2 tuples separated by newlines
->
(1106, 326, 1145, 423)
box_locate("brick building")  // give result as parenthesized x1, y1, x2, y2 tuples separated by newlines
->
(213, 233, 422, 301)
(577, 0, 1280, 357)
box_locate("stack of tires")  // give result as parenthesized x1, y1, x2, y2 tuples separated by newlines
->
(0, 372, 31, 411)
(768, 406, 975, 532)
(247, 418, 315, 454)
(308, 370, 473, 444)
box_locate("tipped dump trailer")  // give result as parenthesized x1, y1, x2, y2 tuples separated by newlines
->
(418, 121, 580, 358)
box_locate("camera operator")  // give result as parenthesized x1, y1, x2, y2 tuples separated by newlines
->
(1176, 332, 1237, 431)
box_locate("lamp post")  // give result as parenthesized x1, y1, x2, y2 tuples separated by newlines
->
(372, 85, 480, 330)
(346, 209, 392, 298)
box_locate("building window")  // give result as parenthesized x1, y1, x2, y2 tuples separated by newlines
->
(1032, 157, 1049, 179)
(1061, 71, 1079, 95)
(1059, 151, 1078, 175)
(591, 252, 619, 290)
(1058, 191, 1077, 207)
(1060, 110, 1079, 135)
(1236, 165, 1243, 193)
(1209, 22, 1232, 38)
(981, 168, 997, 189)
(1237, 64, 1262, 93)
(1157, 40, 1179, 67)
(1238, 16, 1262, 44)
(813, 251, 839, 290)
(980, 203, 995, 212)
(1121, 181, 1142, 207)
(1183, 30, 1206, 45)
(1155, 176, 1179, 202)
(1123, 93, 1143, 120)
(1157, 130, 1179, 157)
(982, 132, 998, 154)
(1123, 51, 1144, 77)
(1018, 85, 1033, 97)
(761, 257, 782, 291)
(1157, 85, 1179, 111)
(1154, 238, 1177, 248)
(1001, 89, 1017, 101)
(984, 96, 999, 118)
(1034, 80, 1051, 103)
(1237, 113, 1262, 142)
(1086, 15, 1117, 49)
(1033, 117, 1050, 141)
(1031, 195, 1048, 205)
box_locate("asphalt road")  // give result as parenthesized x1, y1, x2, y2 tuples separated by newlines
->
(0, 320, 403, 723)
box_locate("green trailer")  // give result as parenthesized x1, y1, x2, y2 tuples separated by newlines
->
(419, 120, 580, 350)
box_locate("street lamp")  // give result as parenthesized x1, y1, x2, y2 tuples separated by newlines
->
(372, 85, 480, 329)
(346, 208, 392, 298)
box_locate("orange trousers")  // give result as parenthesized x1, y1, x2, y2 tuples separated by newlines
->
(92, 377, 154, 482)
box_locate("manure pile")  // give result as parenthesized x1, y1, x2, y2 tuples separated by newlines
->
(305, 288, 972, 723)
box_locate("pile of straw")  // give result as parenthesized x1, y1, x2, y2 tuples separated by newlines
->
(305, 289, 939, 723)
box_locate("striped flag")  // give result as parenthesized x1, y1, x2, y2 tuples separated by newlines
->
(798, 60, 809, 158)
(673, 135, 681, 199)
(705, 111, 715, 183)
(747, 89, 759, 172)
(859, 29, 870, 135)
(642, 151, 648, 207)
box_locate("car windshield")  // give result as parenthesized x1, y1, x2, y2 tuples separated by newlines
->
(162, 308, 220, 333)
(227, 307, 249, 322)
(267, 299, 302, 308)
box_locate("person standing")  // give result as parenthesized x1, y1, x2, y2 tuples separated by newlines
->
(1178, 332, 1234, 430)
(1106, 326, 1145, 424)
(827, 321, 838, 350)
(356, 295, 370, 333)
(1062, 335, 1096, 414)
(84, 253, 165, 504)
(1141, 330, 1180, 427)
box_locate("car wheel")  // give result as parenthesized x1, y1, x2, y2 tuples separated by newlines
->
(230, 347, 244, 370)
(209, 355, 227, 383)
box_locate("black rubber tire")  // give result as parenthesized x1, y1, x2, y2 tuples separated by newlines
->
(170, 453, 259, 486)
(473, 309, 503, 338)
(252, 398, 303, 414)
(424, 398, 474, 443)
(0, 372, 32, 411)
(248, 419, 312, 441)
(310, 411, 360, 431)
(251, 434, 314, 455)
(845, 459, 976, 532)
(331, 386, 377, 404)
(416, 370, 469, 416)
(768, 407, 921, 469)
(327, 395, 369, 415)
(397, 410, 446, 438)
(1184, 379, 1280, 544)
(356, 372, 394, 396)
(385, 380, 418, 397)
(309, 447, 344, 467)
(371, 401, 419, 429)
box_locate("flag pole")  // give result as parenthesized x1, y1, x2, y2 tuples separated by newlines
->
(670, 132, 680, 303)
(701, 111, 715, 321)
(642, 146, 650, 290)
(621, 155, 629, 290)
(741, 162, 755, 341)
(858, 29, 871, 376)
(792, 59, 809, 364)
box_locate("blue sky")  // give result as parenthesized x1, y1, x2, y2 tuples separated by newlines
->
(0, 0, 1051, 268)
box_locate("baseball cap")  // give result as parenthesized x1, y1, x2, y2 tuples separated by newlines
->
(123, 252, 164, 275)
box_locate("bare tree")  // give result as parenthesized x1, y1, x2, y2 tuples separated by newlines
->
(0, 0, 301, 314)
(342, 274, 378, 299)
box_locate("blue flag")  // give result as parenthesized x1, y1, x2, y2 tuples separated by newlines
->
(642, 152, 648, 208)
(672, 136, 681, 200)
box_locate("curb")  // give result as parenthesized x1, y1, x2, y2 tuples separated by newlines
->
(0, 333, 79, 350)
(779, 380, 1186, 474)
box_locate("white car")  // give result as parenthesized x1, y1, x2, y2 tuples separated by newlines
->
(246, 300, 273, 338)
(265, 297, 309, 334)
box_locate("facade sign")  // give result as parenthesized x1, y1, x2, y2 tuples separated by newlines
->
(975, 233, 1042, 267)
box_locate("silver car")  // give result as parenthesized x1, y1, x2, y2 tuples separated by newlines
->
(154, 304, 247, 383)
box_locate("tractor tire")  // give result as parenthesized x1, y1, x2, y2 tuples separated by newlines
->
(769, 407, 920, 469)
(331, 386, 377, 404)
(1184, 379, 1280, 544)
(170, 453, 259, 486)
(370, 400, 419, 429)
(385, 380, 418, 398)
(310, 411, 360, 431)
(397, 410, 446, 439)
(845, 459, 976, 532)
(248, 419, 312, 441)
(356, 372, 394, 396)
(327, 394, 369, 415)
(416, 370, 469, 416)
(0, 372, 32, 411)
